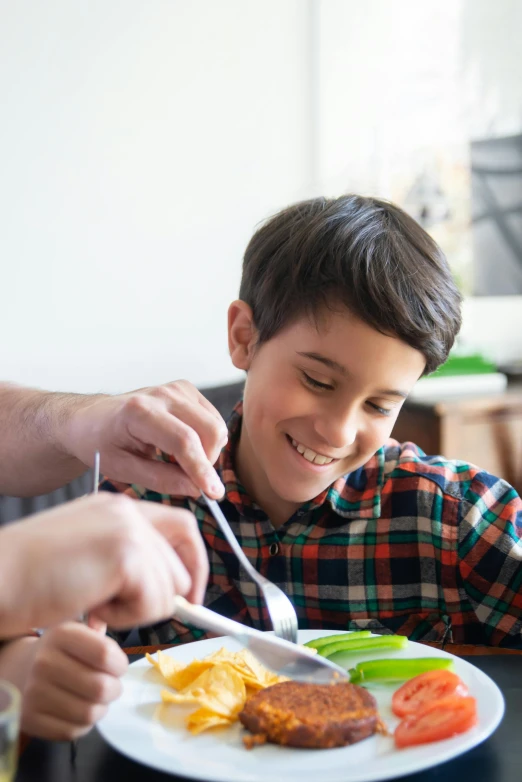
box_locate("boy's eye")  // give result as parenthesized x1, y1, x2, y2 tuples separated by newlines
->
(302, 372, 334, 391)
(367, 401, 393, 416)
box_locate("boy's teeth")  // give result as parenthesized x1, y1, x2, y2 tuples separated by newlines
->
(290, 438, 334, 465)
(314, 454, 329, 465)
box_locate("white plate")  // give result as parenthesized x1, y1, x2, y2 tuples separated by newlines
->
(98, 630, 504, 782)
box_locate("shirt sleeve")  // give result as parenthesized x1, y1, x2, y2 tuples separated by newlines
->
(457, 473, 522, 647)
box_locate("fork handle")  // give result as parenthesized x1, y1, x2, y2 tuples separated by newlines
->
(202, 494, 263, 583)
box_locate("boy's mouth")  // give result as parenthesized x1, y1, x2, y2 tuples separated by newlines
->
(286, 435, 339, 466)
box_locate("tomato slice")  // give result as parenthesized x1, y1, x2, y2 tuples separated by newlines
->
(392, 670, 468, 718)
(394, 695, 477, 748)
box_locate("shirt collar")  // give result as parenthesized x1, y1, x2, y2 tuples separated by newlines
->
(216, 400, 383, 521)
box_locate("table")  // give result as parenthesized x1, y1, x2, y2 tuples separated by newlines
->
(15, 644, 522, 782)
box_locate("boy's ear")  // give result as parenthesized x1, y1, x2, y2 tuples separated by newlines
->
(228, 300, 257, 370)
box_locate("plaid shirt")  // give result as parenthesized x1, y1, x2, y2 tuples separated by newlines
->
(101, 401, 522, 648)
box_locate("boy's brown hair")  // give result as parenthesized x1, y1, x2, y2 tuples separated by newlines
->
(239, 195, 462, 375)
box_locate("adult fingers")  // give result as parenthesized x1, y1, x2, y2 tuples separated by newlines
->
(25, 679, 110, 729)
(49, 623, 128, 677)
(141, 504, 209, 605)
(154, 392, 227, 465)
(30, 645, 122, 704)
(93, 528, 192, 628)
(123, 397, 225, 498)
(103, 452, 202, 497)
(23, 710, 97, 741)
(165, 380, 228, 429)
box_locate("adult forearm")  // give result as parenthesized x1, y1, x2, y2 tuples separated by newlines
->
(0, 384, 102, 495)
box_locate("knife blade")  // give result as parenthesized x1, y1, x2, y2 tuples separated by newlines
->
(172, 596, 349, 685)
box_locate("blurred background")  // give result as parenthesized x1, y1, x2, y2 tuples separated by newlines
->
(1, 0, 521, 395)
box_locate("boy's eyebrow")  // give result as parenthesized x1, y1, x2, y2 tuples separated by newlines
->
(297, 351, 409, 398)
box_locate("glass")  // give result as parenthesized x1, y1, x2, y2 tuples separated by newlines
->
(0, 681, 20, 782)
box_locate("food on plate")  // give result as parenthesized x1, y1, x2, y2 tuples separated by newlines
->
(303, 631, 408, 659)
(394, 695, 478, 748)
(146, 648, 286, 735)
(348, 657, 454, 684)
(147, 644, 476, 750)
(304, 631, 372, 650)
(318, 634, 408, 659)
(239, 680, 384, 749)
(392, 670, 469, 718)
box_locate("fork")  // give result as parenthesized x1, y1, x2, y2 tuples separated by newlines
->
(201, 493, 298, 644)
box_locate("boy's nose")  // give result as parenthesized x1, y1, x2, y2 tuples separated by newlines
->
(314, 409, 358, 449)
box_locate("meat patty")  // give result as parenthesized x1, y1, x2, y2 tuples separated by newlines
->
(239, 680, 380, 749)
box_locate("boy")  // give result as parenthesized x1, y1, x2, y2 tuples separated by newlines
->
(103, 194, 522, 647)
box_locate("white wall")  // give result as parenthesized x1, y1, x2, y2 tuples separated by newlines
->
(0, 0, 312, 393)
(1, 1, 520, 396)
(315, 0, 522, 365)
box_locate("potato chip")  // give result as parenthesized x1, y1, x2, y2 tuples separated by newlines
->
(147, 646, 286, 735)
(165, 660, 215, 691)
(161, 688, 201, 706)
(145, 651, 160, 671)
(186, 708, 233, 735)
(146, 650, 184, 684)
(163, 665, 246, 717)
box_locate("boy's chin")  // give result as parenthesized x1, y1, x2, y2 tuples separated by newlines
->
(269, 474, 334, 505)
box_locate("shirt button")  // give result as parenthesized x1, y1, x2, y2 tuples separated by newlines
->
(269, 542, 279, 556)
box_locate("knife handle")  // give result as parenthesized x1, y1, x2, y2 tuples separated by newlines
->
(172, 596, 251, 642)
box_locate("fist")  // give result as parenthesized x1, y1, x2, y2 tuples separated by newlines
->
(22, 623, 128, 741)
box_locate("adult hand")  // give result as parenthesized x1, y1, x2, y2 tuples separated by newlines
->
(64, 380, 228, 498)
(21, 623, 128, 741)
(0, 493, 209, 637)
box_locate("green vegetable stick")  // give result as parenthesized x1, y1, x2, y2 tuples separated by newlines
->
(303, 631, 372, 650)
(319, 634, 408, 659)
(348, 657, 454, 685)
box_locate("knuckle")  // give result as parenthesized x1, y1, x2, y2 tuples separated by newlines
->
(90, 674, 112, 703)
(83, 701, 106, 725)
(91, 638, 114, 672)
(181, 513, 203, 541)
(176, 426, 198, 454)
(206, 418, 226, 449)
(148, 385, 173, 403)
(33, 649, 57, 678)
(124, 393, 152, 417)
(169, 379, 190, 394)
(173, 507, 198, 529)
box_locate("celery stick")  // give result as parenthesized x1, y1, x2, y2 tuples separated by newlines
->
(319, 634, 408, 659)
(348, 657, 454, 685)
(303, 631, 372, 650)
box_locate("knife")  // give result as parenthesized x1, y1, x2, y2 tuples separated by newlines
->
(172, 596, 349, 685)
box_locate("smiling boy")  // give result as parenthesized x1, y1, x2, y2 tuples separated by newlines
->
(103, 195, 522, 647)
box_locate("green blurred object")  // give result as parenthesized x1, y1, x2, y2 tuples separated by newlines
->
(347, 657, 454, 685)
(303, 631, 372, 650)
(319, 634, 408, 659)
(429, 353, 497, 378)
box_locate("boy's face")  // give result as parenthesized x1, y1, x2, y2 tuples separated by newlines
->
(228, 302, 426, 524)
